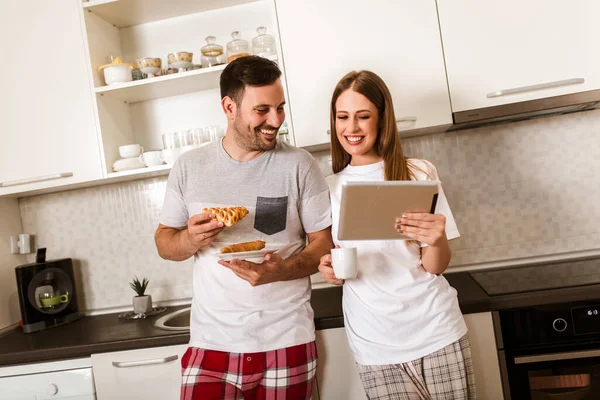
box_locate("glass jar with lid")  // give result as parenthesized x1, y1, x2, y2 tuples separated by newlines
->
(226, 31, 250, 63)
(252, 26, 277, 58)
(201, 36, 225, 68)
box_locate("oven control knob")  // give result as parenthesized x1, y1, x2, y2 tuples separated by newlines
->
(553, 318, 568, 332)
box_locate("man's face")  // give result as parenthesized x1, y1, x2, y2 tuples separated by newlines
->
(231, 81, 286, 151)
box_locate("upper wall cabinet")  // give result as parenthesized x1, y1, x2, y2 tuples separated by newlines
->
(437, 0, 600, 112)
(1, 0, 288, 197)
(276, 0, 453, 149)
(0, 0, 104, 196)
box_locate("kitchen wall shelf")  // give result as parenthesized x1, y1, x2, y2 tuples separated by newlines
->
(95, 55, 278, 103)
(95, 65, 225, 103)
(83, 0, 257, 28)
(107, 163, 171, 179)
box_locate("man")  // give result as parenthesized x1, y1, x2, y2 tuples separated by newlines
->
(155, 56, 333, 400)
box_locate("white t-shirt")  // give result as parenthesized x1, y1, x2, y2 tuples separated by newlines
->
(160, 140, 332, 353)
(327, 159, 467, 365)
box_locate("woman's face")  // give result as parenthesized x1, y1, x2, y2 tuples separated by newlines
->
(335, 89, 380, 164)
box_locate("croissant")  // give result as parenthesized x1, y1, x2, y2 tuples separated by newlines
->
(220, 240, 266, 254)
(203, 206, 249, 227)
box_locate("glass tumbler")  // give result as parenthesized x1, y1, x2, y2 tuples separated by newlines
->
(205, 125, 225, 142)
(162, 132, 179, 149)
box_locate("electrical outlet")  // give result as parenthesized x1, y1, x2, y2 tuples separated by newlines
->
(10, 236, 19, 254)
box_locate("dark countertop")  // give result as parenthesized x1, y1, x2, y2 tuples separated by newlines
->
(0, 290, 344, 367)
(4, 273, 600, 367)
(0, 305, 191, 367)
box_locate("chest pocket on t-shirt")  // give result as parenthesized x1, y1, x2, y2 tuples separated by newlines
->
(254, 196, 288, 235)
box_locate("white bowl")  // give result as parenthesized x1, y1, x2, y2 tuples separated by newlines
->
(167, 52, 193, 72)
(140, 66, 161, 78)
(103, 65, 133, 86)
(137, 57, 162, 78)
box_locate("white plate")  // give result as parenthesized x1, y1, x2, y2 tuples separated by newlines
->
(113, 157, 145, 172)
(217, 244, 285, 262)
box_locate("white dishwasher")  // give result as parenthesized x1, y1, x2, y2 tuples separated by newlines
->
(0, 357, 95, 400)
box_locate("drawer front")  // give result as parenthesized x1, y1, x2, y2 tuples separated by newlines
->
(0, 367, 94, 399)
(92, 344, 188, 400)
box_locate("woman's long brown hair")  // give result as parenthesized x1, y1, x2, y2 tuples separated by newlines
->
(330, 70, 417, 181)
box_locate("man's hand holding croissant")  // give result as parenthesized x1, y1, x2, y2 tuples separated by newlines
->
(185, 212, 225, 252)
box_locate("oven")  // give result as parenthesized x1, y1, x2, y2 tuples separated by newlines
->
(496, 301, 600, 400)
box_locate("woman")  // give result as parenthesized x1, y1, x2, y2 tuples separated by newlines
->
(319, 70, 475, 399)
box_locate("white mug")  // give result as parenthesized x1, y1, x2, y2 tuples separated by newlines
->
(331, 247, 358, 280)
(119, 144, 144, 159)
(139, 151, 164, 167)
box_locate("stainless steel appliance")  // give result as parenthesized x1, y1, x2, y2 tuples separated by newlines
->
(471, 257, 600, 399)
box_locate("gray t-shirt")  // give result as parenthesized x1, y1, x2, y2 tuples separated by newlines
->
(160, 139, 332, 352)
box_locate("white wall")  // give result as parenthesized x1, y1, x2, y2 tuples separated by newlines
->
(0, 198, 25, 330)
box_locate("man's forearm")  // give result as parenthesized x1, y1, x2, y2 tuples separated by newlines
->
(155, 226, 198, 261)
(281, 233, 334, 281)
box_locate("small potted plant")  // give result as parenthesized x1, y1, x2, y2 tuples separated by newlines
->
(130, 276, 152, 315)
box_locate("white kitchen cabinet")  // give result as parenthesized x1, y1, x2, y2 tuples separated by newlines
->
(463, 312, 504, 400)
(0, 0, 103, 196)
(315, 328, 366, 400)
(437, 0, 600, 112)
(91, 344, 187, 400)
(275, 0, 452, 148)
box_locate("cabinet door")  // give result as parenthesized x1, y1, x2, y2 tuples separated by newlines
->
(0, 0, 103, 195)
(463, 312, 504, 400)
(316, 328, 366, 400)
(92, 344, 188, 400)
(275, 0, 452, 148)
(437, 0, 600, 112)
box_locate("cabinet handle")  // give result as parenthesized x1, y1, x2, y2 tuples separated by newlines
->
(486, 78, 585, 98)
(397, 116, 417, 122)
(0, 172, 73, 188)
(514, 349, 600, 364)
(326, 117, 418, 135)
(112, 355, 178, 368)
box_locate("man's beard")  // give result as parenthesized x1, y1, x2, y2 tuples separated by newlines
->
(233, 119, 279, 152)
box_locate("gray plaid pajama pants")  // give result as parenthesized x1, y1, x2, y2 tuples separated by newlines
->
(356, 334, 476, 399)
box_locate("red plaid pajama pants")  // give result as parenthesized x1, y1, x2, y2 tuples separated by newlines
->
(180, 341, 318, 400)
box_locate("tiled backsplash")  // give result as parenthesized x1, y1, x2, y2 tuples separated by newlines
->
(19, 109, 600, 311)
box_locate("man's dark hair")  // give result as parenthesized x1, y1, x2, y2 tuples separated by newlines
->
(220, 55, 282, 104)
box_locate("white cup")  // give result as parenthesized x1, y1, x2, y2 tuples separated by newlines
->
(139, 151, 164, 167)
(119, 144, 144, 158)
(331, 247, 358, 280)
(162, 148, 182, 164)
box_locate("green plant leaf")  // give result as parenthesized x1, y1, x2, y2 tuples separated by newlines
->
(130, 276, 149, 297)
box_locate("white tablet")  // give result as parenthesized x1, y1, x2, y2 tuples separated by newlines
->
(338, 180, 440, 241)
